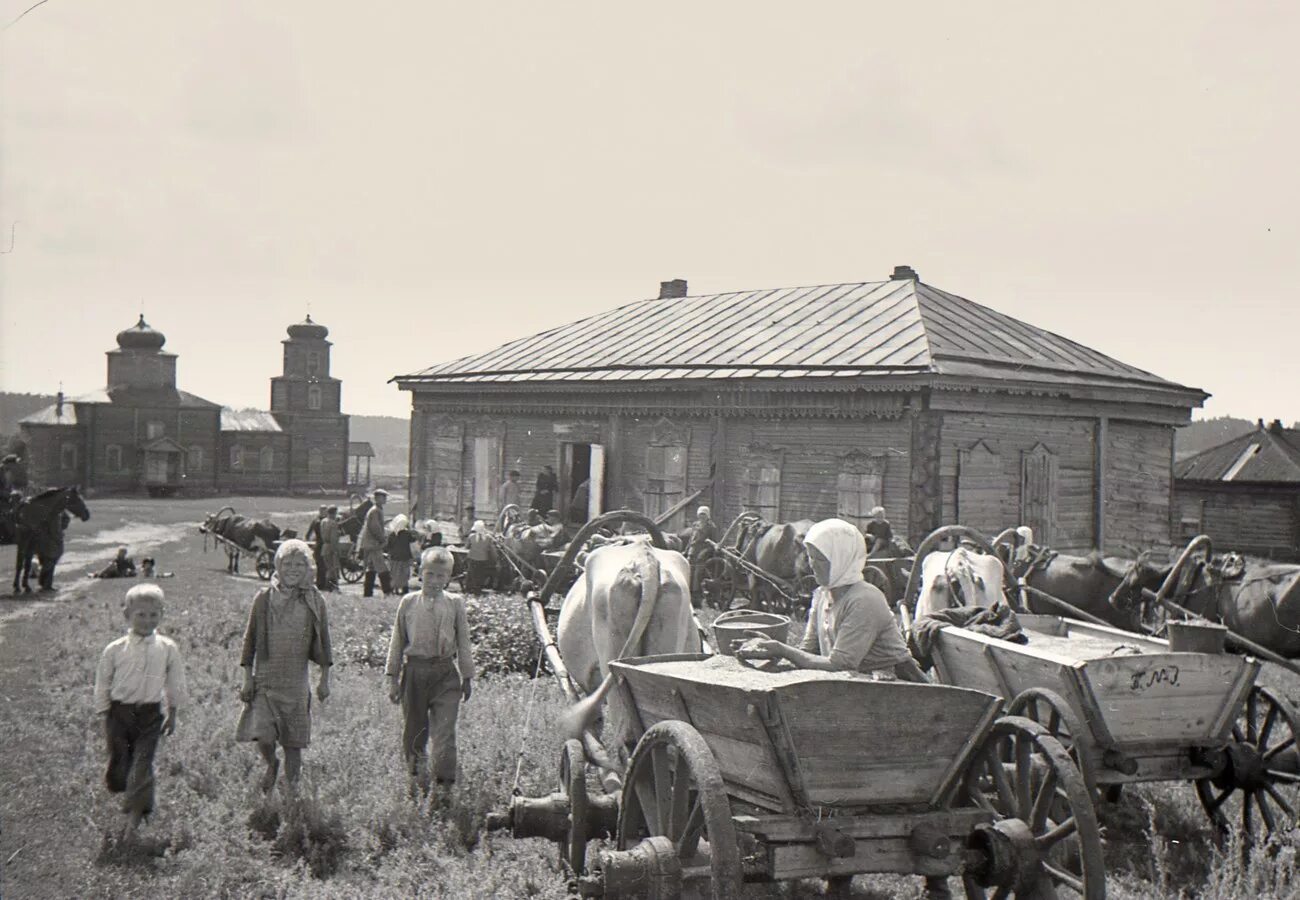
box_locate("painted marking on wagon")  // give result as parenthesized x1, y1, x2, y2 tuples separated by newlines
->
(1129, 666, 1181, 692)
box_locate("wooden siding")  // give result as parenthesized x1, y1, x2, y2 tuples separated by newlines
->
(619, 416, 712, 529)
(1104, 421, 1174, 553)
(1174, 483, 1300, 562)
(942, 412, 1095, 552)
(720, 418, 911, 534)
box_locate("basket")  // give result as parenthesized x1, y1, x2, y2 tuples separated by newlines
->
(711, 609, 792, 656)
(1167, 621, 1227, 654)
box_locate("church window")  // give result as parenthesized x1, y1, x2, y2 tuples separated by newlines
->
(308, 386, 322, 410)
(105, 444, 123, 473)
(61, 443, 78, 471)
(146, 420, 164, 439)
(230, 445, 244, 471)
(307, 351, 321, 375)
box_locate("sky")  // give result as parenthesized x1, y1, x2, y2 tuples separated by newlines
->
(1, 1, 1296, 421)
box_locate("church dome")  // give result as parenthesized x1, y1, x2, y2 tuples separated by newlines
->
(287, 314, 329, 340)
(116, 315, 166, 351)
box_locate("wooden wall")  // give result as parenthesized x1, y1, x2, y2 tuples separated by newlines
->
(1103, 421, 1175, 553)
(1174, 482, 1300, 562)
(940, 411, 1096, 552)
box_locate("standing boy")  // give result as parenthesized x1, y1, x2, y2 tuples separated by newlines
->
(93, 584, 189, 838)
(386, 547, 474, 798)
(499, 470, 522, 512)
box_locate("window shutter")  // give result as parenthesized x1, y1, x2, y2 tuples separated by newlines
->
(1020, 444, 1057, 544)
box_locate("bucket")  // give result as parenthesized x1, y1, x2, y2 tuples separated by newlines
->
(711, 609, 791, 657)
(1167, 621, 1227, 654)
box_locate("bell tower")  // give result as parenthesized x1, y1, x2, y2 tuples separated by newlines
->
(271, 315, 349, 489)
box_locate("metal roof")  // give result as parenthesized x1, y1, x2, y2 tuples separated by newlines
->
(219, 408, 283, 432)
(393, 277, 1203, 398)
(348, 441, 375, 457)
(19, 403, 78, 426)
(1176, 425, 1300, 483)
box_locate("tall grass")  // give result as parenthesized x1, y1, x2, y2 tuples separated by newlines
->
(1, 572, 1295, 898)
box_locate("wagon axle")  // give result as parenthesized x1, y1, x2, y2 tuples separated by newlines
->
(485, 790, 618, 844)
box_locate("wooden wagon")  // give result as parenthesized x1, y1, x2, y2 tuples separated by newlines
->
(489, 511, 1106, 899)
(927, 613, 1300, 842)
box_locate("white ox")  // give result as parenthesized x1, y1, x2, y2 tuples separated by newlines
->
(914, 547, 1009, 619)
(557, 540, 701, 752)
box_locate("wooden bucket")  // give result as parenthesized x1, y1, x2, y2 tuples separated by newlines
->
(712, 609, 791, 656)
(1167, 621, 1227, 654)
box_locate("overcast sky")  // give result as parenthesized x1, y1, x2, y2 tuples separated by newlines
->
(1, 2, 1296, 422)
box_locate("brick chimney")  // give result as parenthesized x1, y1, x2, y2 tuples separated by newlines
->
(56, 390, 65, 419)
(890, 265, 919, 282)
(658, 279, 688, 299)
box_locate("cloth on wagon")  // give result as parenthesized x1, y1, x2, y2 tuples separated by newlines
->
(909, 604, 1028, 673)
(798, 518, 913, 674)
(387, 591, 474, 782)
(236, 555, 333, 749)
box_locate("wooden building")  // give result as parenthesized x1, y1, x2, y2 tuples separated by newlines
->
(20, 315, 350, 494)
(1174, 419, 1300, 561)
(394, 268, 1206, 553)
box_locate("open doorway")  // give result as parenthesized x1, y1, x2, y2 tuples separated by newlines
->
(560, 442, 604, 525)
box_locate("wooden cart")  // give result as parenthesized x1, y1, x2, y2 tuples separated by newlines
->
(928, 613, 1300, 842)
(488, 513, 1106, 899)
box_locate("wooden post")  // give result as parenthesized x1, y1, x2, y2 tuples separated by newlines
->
(713, 408, 727, 520)
(607, 413, 622, 509)
(1095, 416, 1108, 551)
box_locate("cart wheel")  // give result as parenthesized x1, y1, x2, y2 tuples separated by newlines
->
(961, 716, 1105, 900)
(698, 557, 735, 611)
(558, 739, 590, 875)
(255, 550, 274, 581)
(341, 551, 364, 584)
(618, 720, 742, 900)
(1008, 688, 1100, 801)
(1195, 685, 1300, 844)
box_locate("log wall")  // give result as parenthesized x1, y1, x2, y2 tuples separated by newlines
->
(1174, 482, 1300, 562)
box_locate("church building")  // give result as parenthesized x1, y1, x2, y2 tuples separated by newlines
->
(19, 315, 349, 494)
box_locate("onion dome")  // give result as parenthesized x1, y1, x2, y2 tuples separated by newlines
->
(116, 314, 166, 351)
(287, 314, 329, 340)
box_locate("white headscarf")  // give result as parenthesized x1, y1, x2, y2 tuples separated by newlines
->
(389, 514, 409, 533)
(804, 518, 868, 589)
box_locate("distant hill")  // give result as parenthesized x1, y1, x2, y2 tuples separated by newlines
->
(1175, 416, 1261, 460)
(346, 413, 409, 475)
(0, 392, 57, 438)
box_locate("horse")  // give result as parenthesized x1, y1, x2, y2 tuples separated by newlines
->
(13, 486, 91, 594)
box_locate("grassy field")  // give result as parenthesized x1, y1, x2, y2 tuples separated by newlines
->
(0, 495, 1297, 899)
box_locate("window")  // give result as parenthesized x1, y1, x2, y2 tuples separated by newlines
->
(308, 448, 323, 475)
(837, 473, 883, 530)
(260, 446, 275, 472)
(188, 445, 204, 472)
(146, 420, 164, 439)
(743, 465, 781, 519)
(307, 351, 321, 375)
(644, 444, 687, 522)
(105, 444, 123, 473)
(308, 386, 322, 410)
(472, 436, 501, 515)
(230, 444, 244, 471)
(1020, 444, 1058, 545)
(61, 443, 78, 471)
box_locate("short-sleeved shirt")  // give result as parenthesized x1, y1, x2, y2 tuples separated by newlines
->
(864, 520, 893, 552)
(798, 581, 911, 673)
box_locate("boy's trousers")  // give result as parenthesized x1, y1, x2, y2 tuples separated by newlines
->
(400, 657, 461, 783)
(105, 701, 164, 816)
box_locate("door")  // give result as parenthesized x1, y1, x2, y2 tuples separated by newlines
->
(589, 444, 605, 520)
(144, 452, 169, 484)
(472, 436, 501, 521)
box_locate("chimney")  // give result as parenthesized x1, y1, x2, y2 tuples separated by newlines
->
(56, 390, 64, 419)
(1257, 419, 1265, 429)
(890, 265, 919, 282)
(658, 279, 688, 300)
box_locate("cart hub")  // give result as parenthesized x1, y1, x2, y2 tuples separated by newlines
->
(966, 819, 1042, 891)
(588, 836, 682, 899)
(1217, 741, 1269, 792)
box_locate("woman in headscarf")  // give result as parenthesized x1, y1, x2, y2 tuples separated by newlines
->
(236, 539, 333, 796)
(385, 514, 416, 594)
(737, 518, 945, 899)
(737, 518, 924, 681)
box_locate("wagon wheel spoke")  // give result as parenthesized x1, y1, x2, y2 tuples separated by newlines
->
(677, 800, 706, 861)
(1030, 765, 1060, 831)
(667, 750, 692, 841)
(1263, 736, 1295, 762)
(1204, 787, 1233, 816)
(1259, 702, 1278, 748)
(989, 752, 1018, 817)
(631, 764, 661, 836)
(1015, 733, 1033, 820)
(1254, 792, 1279, 833)
(1242, 793, 1253, 835)
(1035, 815, 1079, 850)
(1268, 770, 1300, 786)
(1042, 860, 1085, 894)
(1232, 725, 1246, 743)
(651, 745, 673, 834)
(1261, 782, 1296, 818)
(1246, 691, 1258, 744)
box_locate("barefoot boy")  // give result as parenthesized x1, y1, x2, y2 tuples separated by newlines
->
(385, 547, 474, 797)
(93, 584, 188, 838)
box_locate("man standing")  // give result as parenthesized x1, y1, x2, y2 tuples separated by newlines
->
(499, 470, 522, 512)
(686, 506, 718, 602)
(358, 489, 392, 597)
(304, 505, 328, 589)
(531, 465, 558, 514)
(319, 506, 341, 591)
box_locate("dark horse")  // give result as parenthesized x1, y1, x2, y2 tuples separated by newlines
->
(13, 486, 91, 594)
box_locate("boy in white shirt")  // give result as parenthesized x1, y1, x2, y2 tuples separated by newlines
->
(93, 584, 188, 838)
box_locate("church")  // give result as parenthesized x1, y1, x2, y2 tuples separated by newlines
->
(19, 315, 350, 494)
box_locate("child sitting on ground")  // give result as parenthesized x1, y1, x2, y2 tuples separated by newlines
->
(93, 584, 188, 839)
(92, 547, 137, 579)
(385, 547, 474, 799)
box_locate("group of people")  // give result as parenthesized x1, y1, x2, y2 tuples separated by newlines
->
(94, 538, 476, 840)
